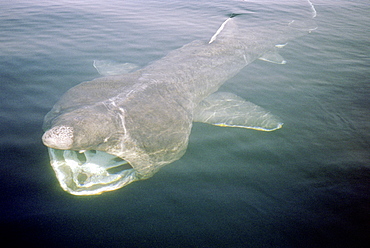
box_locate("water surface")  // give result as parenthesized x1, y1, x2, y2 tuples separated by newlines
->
(0, 0, 369, 247)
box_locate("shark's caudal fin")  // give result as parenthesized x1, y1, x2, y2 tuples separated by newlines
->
(308, 0, 317, 18)
(193, 92, 283, 131)
(287, 0, 317, 33)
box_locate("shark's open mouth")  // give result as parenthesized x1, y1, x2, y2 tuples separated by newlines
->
(47, 148, 138, 195)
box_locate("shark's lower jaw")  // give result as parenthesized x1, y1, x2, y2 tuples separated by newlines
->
(47, 148, 138, 195)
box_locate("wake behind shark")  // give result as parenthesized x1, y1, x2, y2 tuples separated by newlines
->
(42, 2, 317, 195)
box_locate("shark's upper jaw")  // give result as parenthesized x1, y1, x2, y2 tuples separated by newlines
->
(47, 148, 138, 195)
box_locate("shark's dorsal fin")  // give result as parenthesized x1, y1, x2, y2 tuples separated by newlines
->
(193, 92, 283, 131)
(208, 15, 239, 44)
(93, 60, 139, 76)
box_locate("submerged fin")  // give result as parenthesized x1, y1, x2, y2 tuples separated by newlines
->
(275, 43, 288, 48)
(93, 60, 139, 76)
(193, 92, 283, 131)
(259, 50, 286, 64)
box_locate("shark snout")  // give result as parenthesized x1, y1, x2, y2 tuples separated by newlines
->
(42, 125, 74, 150)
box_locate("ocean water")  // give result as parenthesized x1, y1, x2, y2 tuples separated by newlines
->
(0, 0, 369, 247)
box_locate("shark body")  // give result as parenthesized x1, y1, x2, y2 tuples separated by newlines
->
(42, 4, 316, 195)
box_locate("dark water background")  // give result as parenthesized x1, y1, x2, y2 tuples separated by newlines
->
(0, 0, 369, 247)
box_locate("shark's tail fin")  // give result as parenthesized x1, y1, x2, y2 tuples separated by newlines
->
(285, 0, 317, 35)
(308, 0, 317, 18)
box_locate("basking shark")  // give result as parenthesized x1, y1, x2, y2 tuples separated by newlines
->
(42, 2, 316, 195)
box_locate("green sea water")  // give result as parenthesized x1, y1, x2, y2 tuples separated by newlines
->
(0, 0, 369, 247)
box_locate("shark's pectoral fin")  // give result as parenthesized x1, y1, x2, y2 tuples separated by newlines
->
(259, 50, 286, 64)
(93, 60, 139, 76)
(193, 92, 283, 131)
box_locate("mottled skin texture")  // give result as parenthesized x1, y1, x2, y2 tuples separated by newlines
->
(43, 14, 316, 195)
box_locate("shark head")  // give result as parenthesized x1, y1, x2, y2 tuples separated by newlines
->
(44, 146, 137, 195)
(42, 103, 144, 195)
(42, 94, 191, 195)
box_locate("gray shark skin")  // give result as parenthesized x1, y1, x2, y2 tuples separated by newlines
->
(42, 2, 316, 195)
